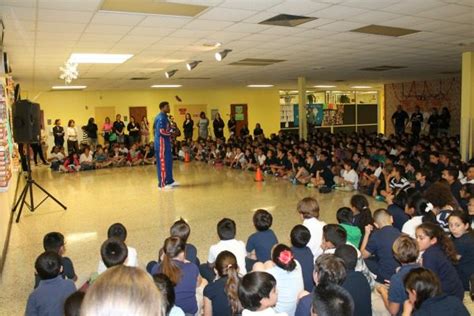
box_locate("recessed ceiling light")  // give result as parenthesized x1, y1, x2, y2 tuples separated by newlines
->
(186, 60, 202, 71)
(215, 49, 232, 61)
(314, 85, 336, 88)
(151, 84, 182, 88)
(51, 85, 87, 90)
(68, 53, 133, 64)
(351, 85, 372, 89)
(165, 69, 178, 78)
(247, 84, 274, 88)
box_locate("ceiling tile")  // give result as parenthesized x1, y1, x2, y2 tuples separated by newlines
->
(343, 0, 400, 10)
(89, 12, 146, 26)
(169, 29, 213, 39)
(37, 9, 94, 23)
(346, 11, 402, 24)
(37, 21, 87, 33)
(38, 0, 102, 11)
(85, 24, 133, 35)
(416, 4, 468, 19)
(225, 22, 271, 33)
(0, 5, 36, 20)
(220, 0, 284, 11)
(198, 7, 258, 22)
(266, 0, 331, 15)
(138, 15, 192, 28)
(183, 19, 234, 31)
(128, 26, 176, 37)
(311, 5, 368, 19)
(318, 21, 366, 32)
(381, 0, 447, 14)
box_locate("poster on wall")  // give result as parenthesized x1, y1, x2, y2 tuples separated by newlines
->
(307, 104, 324, 127)
(0, 81, 13, 192)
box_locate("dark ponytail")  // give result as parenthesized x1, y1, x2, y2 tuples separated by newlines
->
(161, 237, 185, 285)
(215, 251, 242, 315)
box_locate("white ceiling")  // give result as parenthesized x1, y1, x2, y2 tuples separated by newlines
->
(0, 0, 473, 91)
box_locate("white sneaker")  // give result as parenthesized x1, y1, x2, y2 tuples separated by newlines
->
(170, 181, 180, 187)
(162, 185, 173, 190)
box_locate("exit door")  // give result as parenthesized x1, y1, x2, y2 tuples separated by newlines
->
(129, 106, 147, 124)
(230, 104, 248, 137)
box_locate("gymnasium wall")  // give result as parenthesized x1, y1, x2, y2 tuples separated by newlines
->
(384, 77, 461, 135)
(25, 88, 280, 146)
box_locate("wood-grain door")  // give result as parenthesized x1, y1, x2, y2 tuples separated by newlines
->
(230, 104, 248, 137)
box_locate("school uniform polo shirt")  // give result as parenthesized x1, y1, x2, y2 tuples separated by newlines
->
(26, 275, 76, 316)
(246, 229, 278, 262)
(365, 226, 401, 281)
(203, 277, 233, 315)
(413, 294, 469, 316)
(387, 204, 410, 231)
(291, 246, 314, 292)
(422, 245, 464, 300)
(342, 270, 372, 316)
(452, 233, 474, 290)
(388, 263, 420, 316)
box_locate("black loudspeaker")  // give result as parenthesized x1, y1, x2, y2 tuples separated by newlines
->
(13, 100, 41, 143)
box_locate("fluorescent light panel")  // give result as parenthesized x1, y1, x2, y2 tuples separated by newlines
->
(351, 86, 372, 89)
(69, 53, 133, 64)
(52, 85, 87, 90)
(314, 85, 336, 88)
(151, 85, 182, 88)
(247, 84, 274, 88)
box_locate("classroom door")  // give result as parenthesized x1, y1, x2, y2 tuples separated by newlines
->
(230, 104, 248, 137)
(95, 106, 115, 144)
(173, 104, 207, 141)
(129, 106, 147, 125)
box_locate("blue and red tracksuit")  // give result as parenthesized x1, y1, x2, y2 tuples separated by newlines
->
(154, 112, 174, 188)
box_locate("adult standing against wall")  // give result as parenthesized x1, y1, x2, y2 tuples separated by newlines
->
(428, 107, 439, 137)
(198, 112, 209, 141)
(439, 107, 451, 136)
(113, 114, 126, 144)
(213, 112, 225, 139)
(52, 119, 65, 148)
(86, 117, 98, 150)
(127, 116, 140, 145)
(410, 106, 423, 142)
(228, 116, 236, 137)
(253, 123, 264, 139)
(183, 113, 194, 141)
(391, 105, 409, 135)
(154, 101, 177, 189)
(140, 116, 150, 145)
(66, 119, 79, 154)
(102, 117, 113, 144)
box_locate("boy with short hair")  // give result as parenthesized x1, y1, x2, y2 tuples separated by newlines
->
(34, 232, 77, 288)
(290, 225, 314, 292)
(361, 208, 401, 283)
(376, 235, 420, 316)
(26, 251, 76, 315)
(442, 167, 462, 203)
(297, 197, 326, 258)
(334, 159, 358, 191)
(238, 271, 283, 316)
(335, 245, 372, 316)
(246, 209, 278, 263)
(202, 218, 247, 282)
(97, 223, 138, 274)
(414, 168, 432, 193)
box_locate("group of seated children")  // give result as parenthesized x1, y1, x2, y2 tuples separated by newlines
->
(26, 188, 473, 316)
(48, 142, 156, 172)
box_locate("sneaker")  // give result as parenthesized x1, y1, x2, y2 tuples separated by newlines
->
(170, 181, 180, 187)
(162, 185, 173, 190)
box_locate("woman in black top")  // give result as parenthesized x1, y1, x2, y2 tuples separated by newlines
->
(253, 123, 264, 138)
(127, 116, 140, 145)
(228, 117, 236, 136)
(86, 117, 98, 149)
(427, 107, 439, 137)
(183, 113, 194, 141)
(439, 107, 451, 135)
(213, 113, 225, 139)
(52, 119, 65, 147)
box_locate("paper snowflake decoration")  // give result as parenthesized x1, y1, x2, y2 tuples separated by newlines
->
(59, 61, 79, 84)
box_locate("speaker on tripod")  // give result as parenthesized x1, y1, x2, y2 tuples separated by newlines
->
(11, 99, 67, 223)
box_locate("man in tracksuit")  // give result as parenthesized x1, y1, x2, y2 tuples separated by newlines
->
(154, 101, 177, 189)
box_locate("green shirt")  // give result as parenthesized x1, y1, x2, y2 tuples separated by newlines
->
(340, 223, 362, 248)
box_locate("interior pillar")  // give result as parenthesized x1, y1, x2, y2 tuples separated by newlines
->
(298, 77, 307, 140)
(460, 51, 474, 161)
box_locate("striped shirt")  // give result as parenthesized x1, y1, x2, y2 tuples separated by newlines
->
(389, 177, 410, 191)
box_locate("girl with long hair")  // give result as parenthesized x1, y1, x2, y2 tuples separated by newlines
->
(152, 237, 201, 315)
(350, 194, 374, 240)
(415, 222, 464, 300)
(203, 251, 242, 316)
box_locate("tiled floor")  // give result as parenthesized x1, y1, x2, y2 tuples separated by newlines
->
(0, 162, 472, 315)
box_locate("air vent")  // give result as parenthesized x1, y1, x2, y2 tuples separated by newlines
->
(351, 25, 419, 37)
(360, 65, 406, 71)
(100, 0, 207, 17)
(259, 14, 317, 27)
(230, 58, 285, 66)
(177, 77, 211, 80)
(130, 77, 150, 80)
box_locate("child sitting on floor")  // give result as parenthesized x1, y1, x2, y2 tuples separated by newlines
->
(334, 159, 358, 191)
(26, 252, 76, 316)
(297, 197, 326, 258)
(170, 218, 199, 266)
(238, 272, 285, 316)
(246, 209, 278, 266)
(60, 153, 80, 172)
(290, 225, 314, 292)
(336, 207, 361, 248)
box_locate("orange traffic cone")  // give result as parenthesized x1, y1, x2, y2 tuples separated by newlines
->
(184, 152, 190, 163)
(254, 167, 264, 182)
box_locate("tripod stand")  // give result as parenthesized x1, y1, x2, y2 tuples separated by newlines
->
(11, 143, 67, 223)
